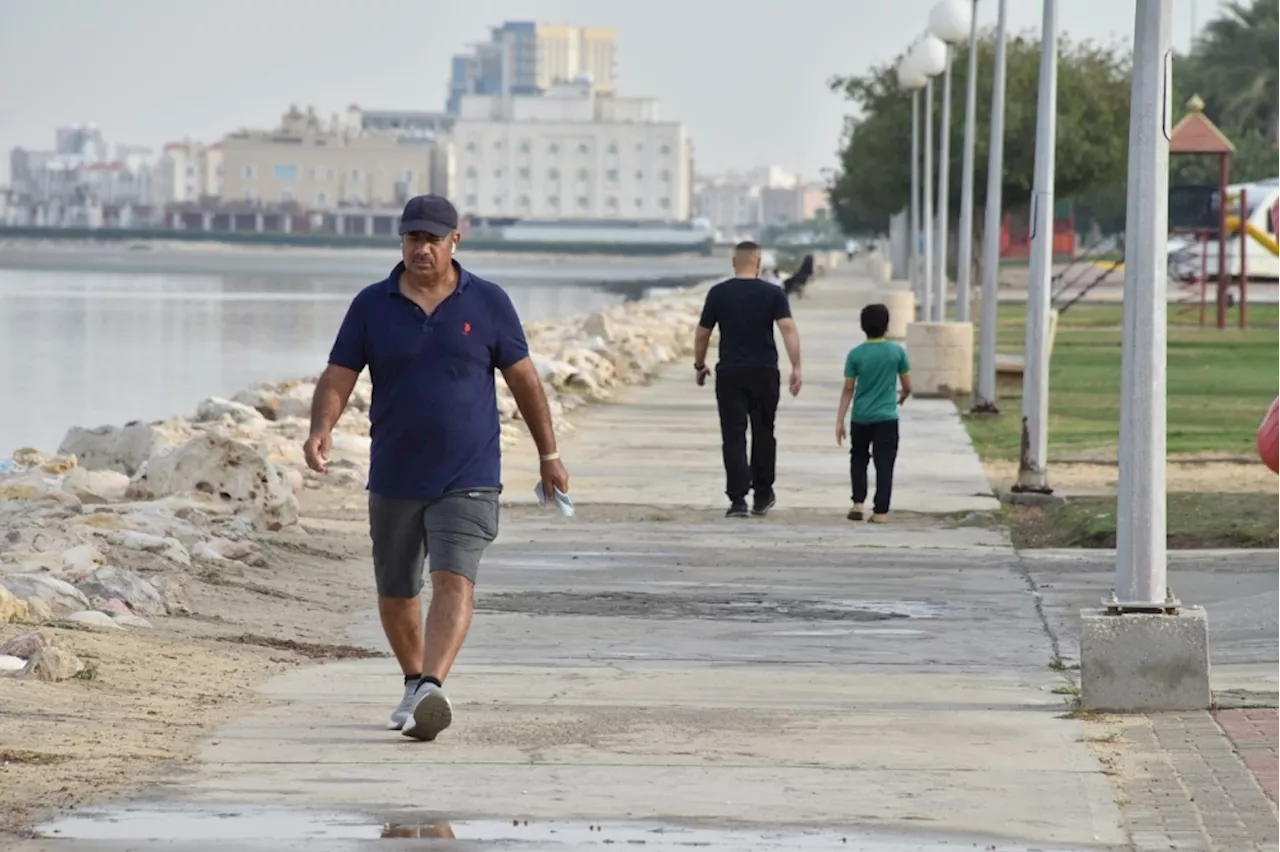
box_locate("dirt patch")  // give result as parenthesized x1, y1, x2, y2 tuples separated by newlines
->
(980, 457, 1279, 497)
(0, 487, 381, 841)
(216, 633, 386, 660)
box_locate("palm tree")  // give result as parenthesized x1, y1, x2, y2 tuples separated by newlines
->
(1186, 0, 1279, 146)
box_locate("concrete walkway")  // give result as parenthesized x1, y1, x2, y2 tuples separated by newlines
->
(503, 265, 998, 516)
(24, 273, 1131, 851)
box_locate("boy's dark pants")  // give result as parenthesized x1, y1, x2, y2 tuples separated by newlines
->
(850, 419, 899, 514)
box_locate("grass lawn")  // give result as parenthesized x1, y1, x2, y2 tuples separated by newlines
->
(1003, 493, 1279, 550)
(959, 303, 1279, 461)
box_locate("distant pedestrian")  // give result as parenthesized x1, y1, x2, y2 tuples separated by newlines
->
(303, 194, 570, 742)
(835, 303, 911, 523)
(783, 253, 815, 299)
(694, 241, 803, 518)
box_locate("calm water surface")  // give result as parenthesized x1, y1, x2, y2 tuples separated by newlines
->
(0, 256, 711, 455)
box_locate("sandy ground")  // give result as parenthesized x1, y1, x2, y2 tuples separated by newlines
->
(0, 488, 378, 839)
(979, 456, 1280, 496)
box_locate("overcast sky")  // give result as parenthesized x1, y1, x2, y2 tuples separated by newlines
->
(0, 0, 1213, 185)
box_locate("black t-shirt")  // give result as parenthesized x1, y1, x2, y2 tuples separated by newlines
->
(697, 278, 792, 370)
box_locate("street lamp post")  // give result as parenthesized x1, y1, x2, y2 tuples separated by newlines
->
(897, 55, 929, 314)
(929, 0, 973, 322)
(1013, 0, 1058, 494)
(1079, 0, 1208, 716)
(954, 1, 981, 323)
(912, 36, 948, 326)
(974, 0, 1008, 412)
(1115, 0, 1173, 609)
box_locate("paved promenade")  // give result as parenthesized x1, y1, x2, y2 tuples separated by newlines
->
(18, 269, 1276, 850)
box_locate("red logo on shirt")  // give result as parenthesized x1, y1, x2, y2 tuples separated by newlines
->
(462, 322, 472, 336)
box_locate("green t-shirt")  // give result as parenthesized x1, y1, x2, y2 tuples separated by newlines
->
(844, 339, 910, 424)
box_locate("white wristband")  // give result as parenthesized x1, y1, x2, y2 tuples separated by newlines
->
(539, 452, 560, 462)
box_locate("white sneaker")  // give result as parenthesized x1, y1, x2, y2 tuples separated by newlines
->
(401, 682, 453, 742)
(387, 680, 419, 730)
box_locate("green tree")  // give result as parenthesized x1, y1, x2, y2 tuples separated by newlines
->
(827, 30, 1133, 236)
(1182, 0, 1278, 148)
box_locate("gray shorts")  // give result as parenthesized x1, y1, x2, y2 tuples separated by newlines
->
(368, 489, 500, 597)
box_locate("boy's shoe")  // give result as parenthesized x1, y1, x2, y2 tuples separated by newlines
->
(726, 500, 750, 518)
(401, 683, 453, 742)
(847, 505, 865, 521)
(387, 679, 420, 730)
(869, 513, 889, 524)
(751, 492, 776, 516)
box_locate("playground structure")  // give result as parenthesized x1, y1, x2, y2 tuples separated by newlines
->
(1166, 95, 1279, 328)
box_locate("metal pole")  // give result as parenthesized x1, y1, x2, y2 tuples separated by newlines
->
(935, 48, 953, 321)
(1114, 0, 1173, 609)
(922, 77, 935, 323)
(975, 0, 1008, 411)
(1014, 0, 1057, 493)
(1239, 189, 1249, 328)
(956, 1, 980, 323)
(911, 90, 922, 314)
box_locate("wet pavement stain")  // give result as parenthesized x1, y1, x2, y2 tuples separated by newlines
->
(475, 591, 941, 623)
(31, 805, 1103, 851)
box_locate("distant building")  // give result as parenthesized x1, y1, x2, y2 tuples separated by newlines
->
(447, 21, 617, 114)
(446, 80, 692, 221)
(695, 166, 829, 236)
(156, 140, 222, 204)
(215, 105, 447, 209)
(6, 124, 159, 226)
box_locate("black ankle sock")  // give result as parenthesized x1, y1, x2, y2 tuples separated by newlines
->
(420, 675, 442, 688)
(404, 673, 422, 685)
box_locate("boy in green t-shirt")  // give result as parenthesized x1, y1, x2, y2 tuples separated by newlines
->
(835, 303, 912, 523)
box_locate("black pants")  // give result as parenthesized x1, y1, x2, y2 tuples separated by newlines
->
(715, 367, 780, 503)
(850, 419, 900, 514)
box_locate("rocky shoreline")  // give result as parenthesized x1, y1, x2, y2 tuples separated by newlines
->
(0, 283, 709, 679)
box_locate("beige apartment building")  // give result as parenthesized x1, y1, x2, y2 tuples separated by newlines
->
(216, 106, 446, 209)
(532, 25, 616, 93)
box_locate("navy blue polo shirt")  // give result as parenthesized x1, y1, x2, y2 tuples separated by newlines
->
(327, 261, 530, 500)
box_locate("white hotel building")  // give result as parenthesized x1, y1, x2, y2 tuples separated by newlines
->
(446, 79, 693, 222)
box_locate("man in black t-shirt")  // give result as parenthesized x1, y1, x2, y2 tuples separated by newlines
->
(693, 241, 804, 518)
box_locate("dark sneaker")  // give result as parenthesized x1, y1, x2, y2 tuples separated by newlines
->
(401, 683, 453, 742)
(387, 679, 420, 730)
(847, 507, 865, 521)
(726, 501, 750, 518)
(751, 494, 776, 516)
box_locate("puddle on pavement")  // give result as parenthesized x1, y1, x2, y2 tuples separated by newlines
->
(37, 805, 1091, 850)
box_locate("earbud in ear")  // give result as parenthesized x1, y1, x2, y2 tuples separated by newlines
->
(451, 243, 456, 255)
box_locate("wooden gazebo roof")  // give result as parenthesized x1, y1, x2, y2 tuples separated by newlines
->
(1170, 95, 1236, 155)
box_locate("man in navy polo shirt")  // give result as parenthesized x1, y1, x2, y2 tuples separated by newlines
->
(303, 194, 570, 742)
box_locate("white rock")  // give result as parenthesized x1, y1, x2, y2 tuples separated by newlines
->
(67, 610, 124, 630)
(195, 397, 266, 425)
(60, 421, 193, 476)
(0, 573, 91, 613)
(111, 613, 153, 629)
(127, 433, 298, 531)
(74, 566, 167, 616)
(62, 467, 131, 503)
(0, 654, 25, 675)
(103, 530, 191, 566)
(583, 310, 616, 342)
(60, 544, 108, 578)
(190, 536, 256, 563)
